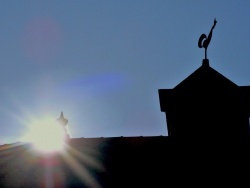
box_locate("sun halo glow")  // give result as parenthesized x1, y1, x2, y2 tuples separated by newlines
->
(22, 117, 66, 153)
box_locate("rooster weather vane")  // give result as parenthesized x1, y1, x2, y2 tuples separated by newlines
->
(198, 18, 217, 59)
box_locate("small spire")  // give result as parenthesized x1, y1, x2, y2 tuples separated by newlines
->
(60, 111, 64, 118)
(56, 111, 70, 141)
(57, 111, 68, 126)
(202, 59, 209, 67)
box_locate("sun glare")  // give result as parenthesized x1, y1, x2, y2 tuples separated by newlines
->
(22, 117, 66, 153)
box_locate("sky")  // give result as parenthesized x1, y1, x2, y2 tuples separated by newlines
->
(0, 0, 250, 144)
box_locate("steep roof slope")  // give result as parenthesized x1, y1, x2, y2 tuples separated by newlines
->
(174, 60, 237, 92)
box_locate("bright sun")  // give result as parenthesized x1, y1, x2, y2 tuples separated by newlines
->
(22, 117, 66, 153)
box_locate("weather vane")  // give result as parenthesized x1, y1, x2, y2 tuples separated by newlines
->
(198, 18, 217, 59)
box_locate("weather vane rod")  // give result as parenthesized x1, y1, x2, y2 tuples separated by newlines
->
(198, 18, 217, 59)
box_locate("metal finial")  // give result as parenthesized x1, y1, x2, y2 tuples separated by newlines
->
(198, 18, 217, 59)
(57, 111, 68, 126)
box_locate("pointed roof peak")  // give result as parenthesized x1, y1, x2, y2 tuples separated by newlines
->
(173, 59, 237, 91)
(202, 59, 209, 67)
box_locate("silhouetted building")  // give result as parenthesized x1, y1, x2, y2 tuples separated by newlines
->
(1, 60, 250, 187)
(159, 59, 250, 141)
(1, 58, 250, 187)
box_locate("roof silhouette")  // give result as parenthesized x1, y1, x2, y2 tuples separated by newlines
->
(159, 59, 250, 140)
(1, 57, 250, 187)
(174, 59, 237, 91)
(0, 135, 249, 187)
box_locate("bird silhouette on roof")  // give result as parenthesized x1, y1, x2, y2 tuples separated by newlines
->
(198, 18, 217, 59)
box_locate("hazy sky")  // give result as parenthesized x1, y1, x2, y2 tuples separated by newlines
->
(0, 1, 250, 144)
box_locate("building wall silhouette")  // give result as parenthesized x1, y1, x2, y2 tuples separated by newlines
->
(159, 59, 250, 141)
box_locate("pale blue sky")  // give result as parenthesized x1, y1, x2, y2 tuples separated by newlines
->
(0, 1, 250, 143)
